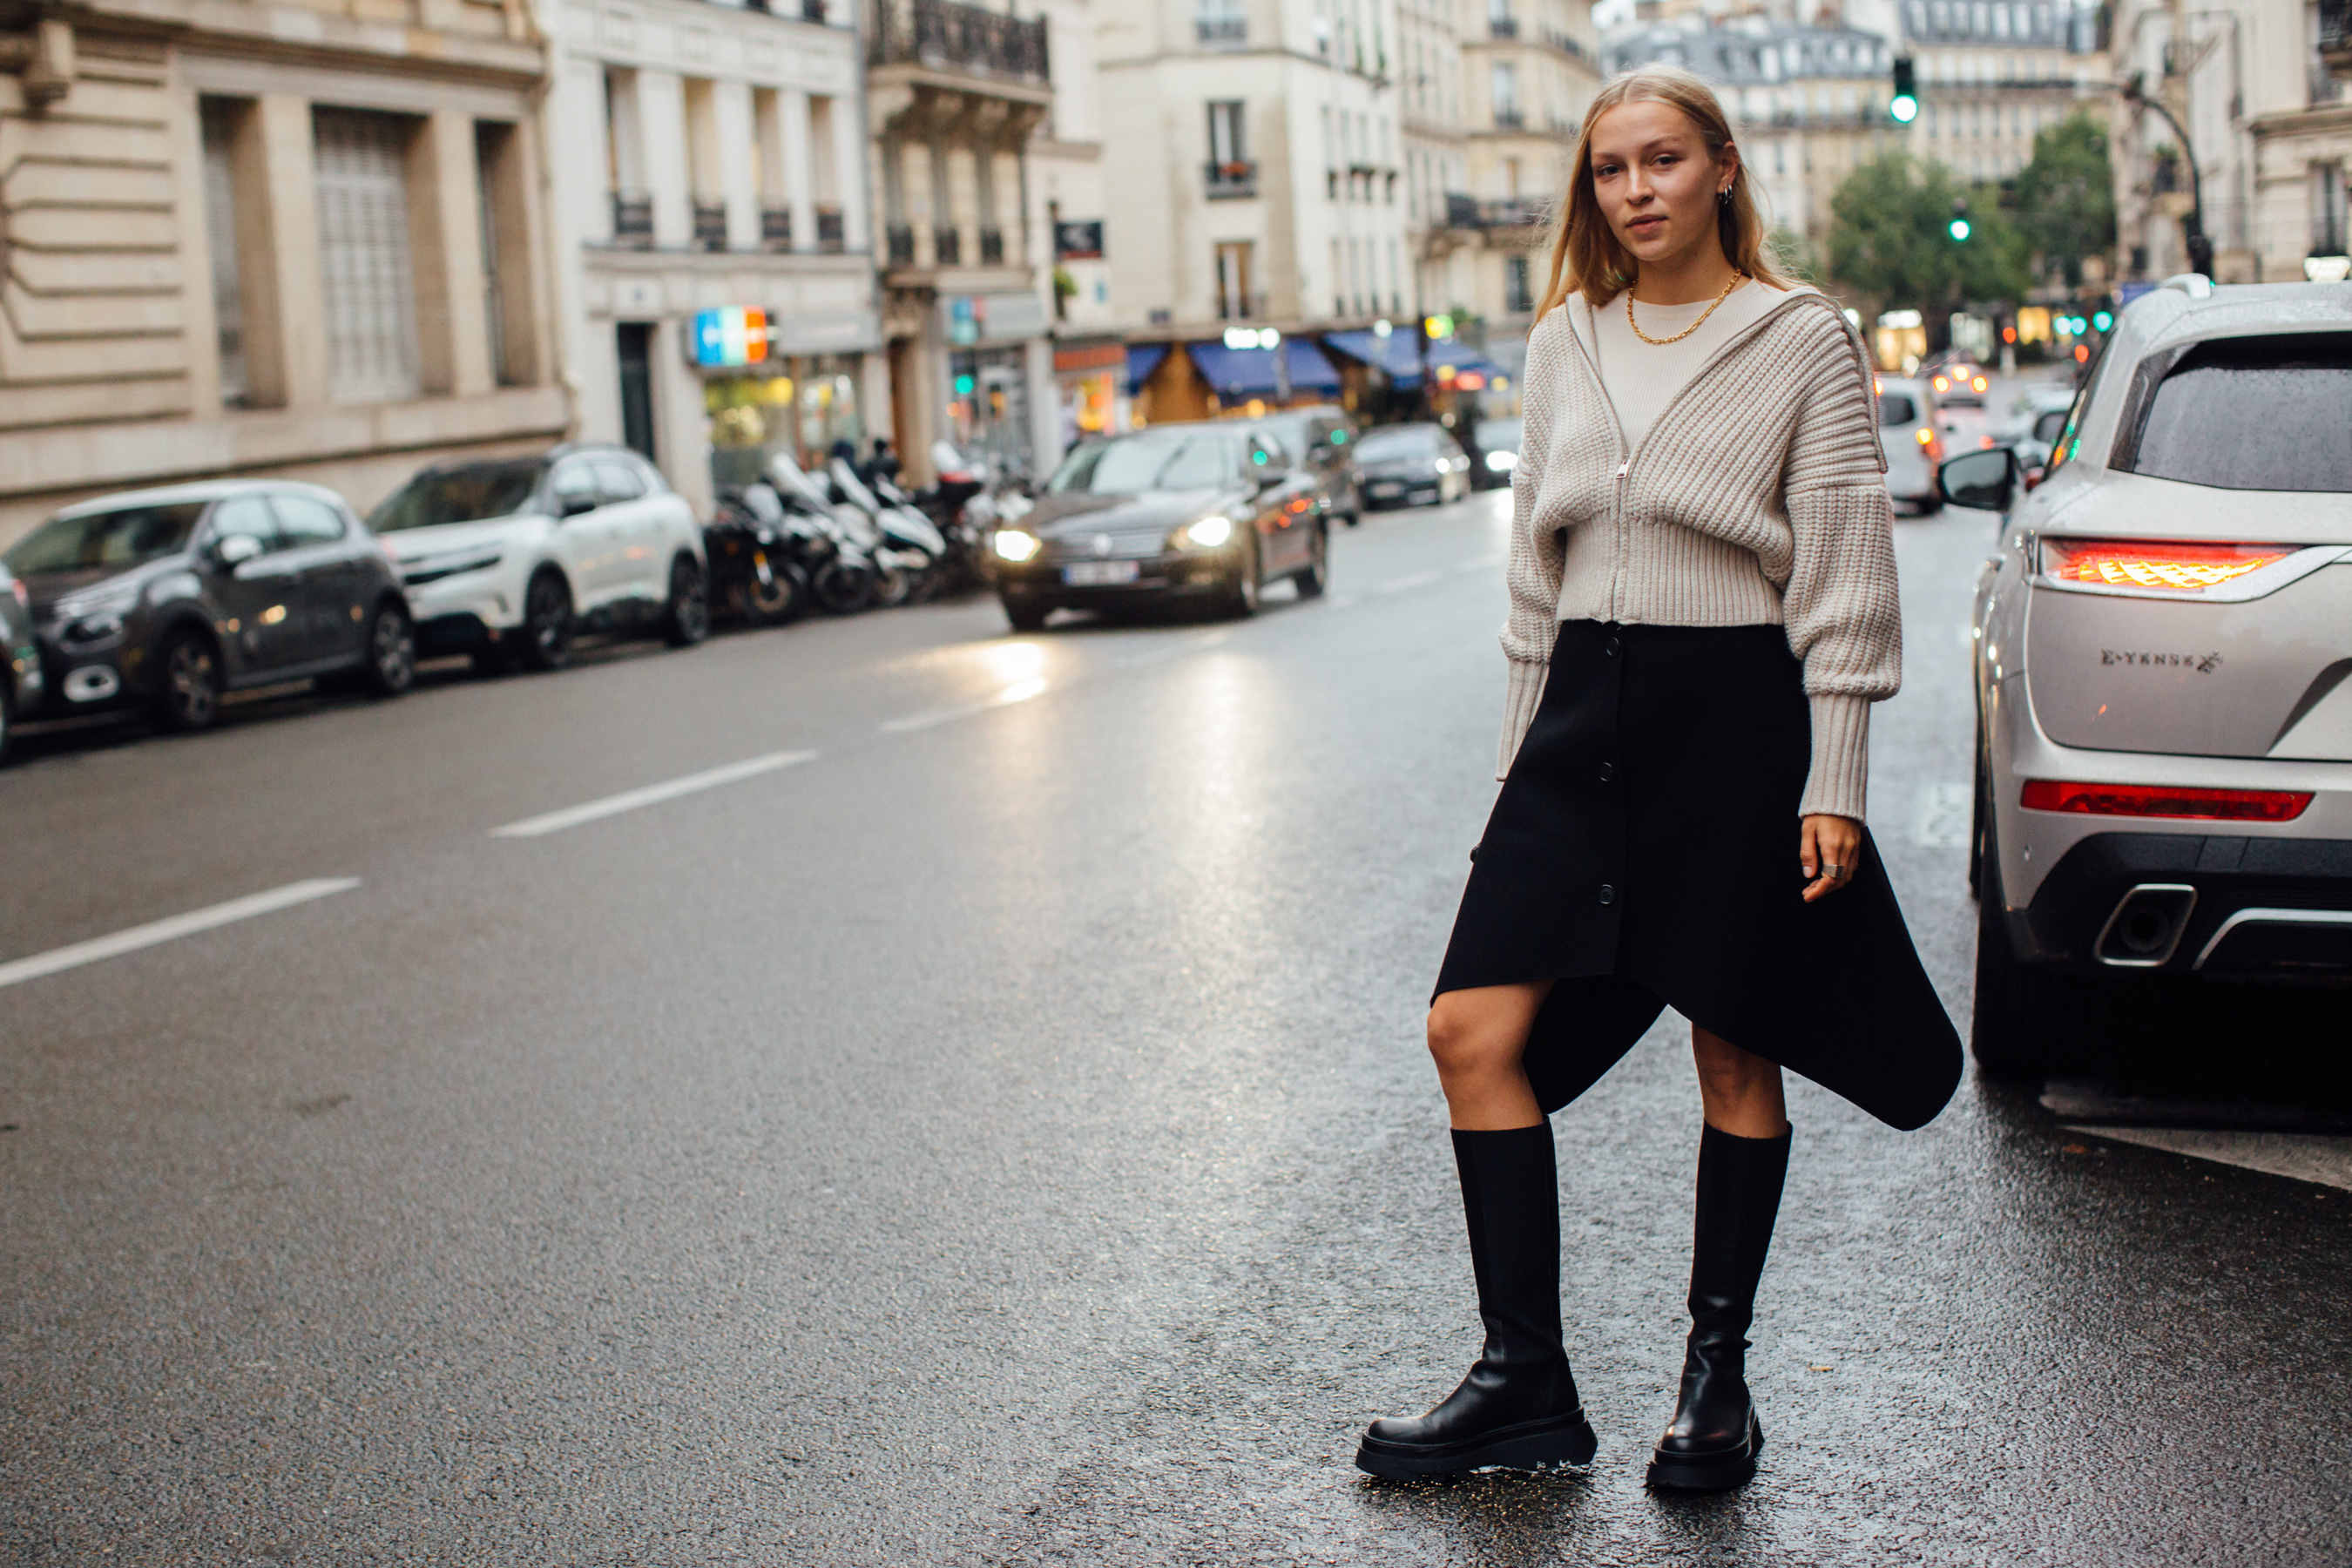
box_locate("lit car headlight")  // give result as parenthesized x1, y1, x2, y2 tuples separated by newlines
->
(993, 529, 1042, 563)
(1432, 458, 1451, 476)
(1175, 515, 1233, 550)
(1485, 450, 1516, 471)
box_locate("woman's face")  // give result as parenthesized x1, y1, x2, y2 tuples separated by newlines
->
(1586, 99, 1737, 274)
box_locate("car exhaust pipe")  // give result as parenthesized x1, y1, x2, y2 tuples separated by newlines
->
(2094, 883, 2198, 968)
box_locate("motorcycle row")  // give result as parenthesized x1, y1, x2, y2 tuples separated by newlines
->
(702, 441, 1034, 627)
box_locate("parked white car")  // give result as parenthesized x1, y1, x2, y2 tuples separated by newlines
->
(1874, 375, 1944, 513)
(1946, 276, 2352, 1078)
(370, 445, 708, 670)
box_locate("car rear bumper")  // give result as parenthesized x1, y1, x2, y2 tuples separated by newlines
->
(2004, 830, 2352, 984)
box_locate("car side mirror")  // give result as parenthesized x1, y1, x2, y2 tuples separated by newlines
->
(559, 494, 598, 518)
(211, 532, 265, 567)
(1939, 448, 2018, 512)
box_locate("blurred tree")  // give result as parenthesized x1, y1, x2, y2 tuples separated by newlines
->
(1828, 151, 2031, 309)
(2013, 112, 2116, 287)
(1768, 224, 1821, 283)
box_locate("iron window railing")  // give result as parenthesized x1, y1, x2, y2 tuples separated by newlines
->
(611, 191, 653, 248)
(886, 223, 916, 265)
(816, 206, 847, 252)
(978, 226, 1005, 264)
(1488, 15, 1518, 38)
(693, 199, 728, 251)
(1206, 159, 1259, 199)
(934, 224, 961, 265)
(760, 206, 793, 250)
(1493, 106, 1524, 128)
(869, 0, 1050, 80)
(1196, 15, 1247, 44)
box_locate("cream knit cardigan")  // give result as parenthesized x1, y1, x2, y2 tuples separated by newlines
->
(1498, 288, 1902, 821)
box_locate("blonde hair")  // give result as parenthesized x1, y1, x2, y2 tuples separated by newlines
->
(1536, 64, 1791, 317)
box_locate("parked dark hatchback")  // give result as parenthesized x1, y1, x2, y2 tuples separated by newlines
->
(989, 423, 1330, 631)
(2, 480, 416, 733)
(1250, 405, 1363, 524)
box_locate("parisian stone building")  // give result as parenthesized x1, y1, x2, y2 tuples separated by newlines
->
(0, 0, 564, 547)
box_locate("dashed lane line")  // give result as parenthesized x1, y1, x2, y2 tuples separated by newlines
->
(878, 677, 1050, 734)
(1369, 569, 1445, 595)
(0, 878, 362, 991)
(490, 750, 820, 838)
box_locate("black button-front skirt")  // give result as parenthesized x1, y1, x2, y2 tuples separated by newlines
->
(1436, 618, 1962, 1132)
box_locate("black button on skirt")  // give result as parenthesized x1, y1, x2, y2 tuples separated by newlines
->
(1435, 619, 1962, 1132)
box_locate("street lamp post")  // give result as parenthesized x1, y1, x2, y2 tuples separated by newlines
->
(2122, 73, 2214, 278)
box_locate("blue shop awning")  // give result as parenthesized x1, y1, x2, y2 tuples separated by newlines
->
(1321, 329, 1427, 388)
(1183, 339, 1345, 399)
(1125, 343, 1172, 389)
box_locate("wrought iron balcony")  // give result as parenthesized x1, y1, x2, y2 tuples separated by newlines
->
(693, 199, 729, 252)
(1480, 197, 1542, 229)
(1542, 28, 1587, 62)
(1488, 15, 1517, 38)
(816, 206, 847, 253)
(2322, 0, 2352, 79)
(870, 0, 1050, 83)
(1196, 15, 1247, 45)
(934, 224, 961, 265)
(1444, 191, 1479, 228)
(1206, 159, 1258, 199)
(978, 226, 1005, 265)
(1492, 106, 1524, 128)
(886, 223, 916, 265)
(760, 205, 793, 251)
(801, 0, 827, 18)
(611, 190, 652, 248)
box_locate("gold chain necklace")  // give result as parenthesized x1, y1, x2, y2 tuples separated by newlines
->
(1625, 271, 1747, 346)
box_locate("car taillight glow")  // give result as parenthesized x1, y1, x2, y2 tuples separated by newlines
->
(1971, 375, 1988, 393)
(2021, 780, 2315, 821)
(1914, 427, 1933, 444)
(2039, 537, 2290, 592)
(1932, 375, 1950, 392)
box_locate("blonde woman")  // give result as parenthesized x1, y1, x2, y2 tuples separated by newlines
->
(1356, 66, 1961, 1492)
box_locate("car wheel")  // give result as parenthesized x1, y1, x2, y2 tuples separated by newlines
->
(664, 555, 710, 647)
(1226, 533, 1261, 618)
(1970, 828, 2092, 1081)
(152, 629, 223, 733)
(1294, 523, 1328, 598)
(516, 570, 574, 671)
(363, 601, 416, 697)
(1004, 598, 1052, 633)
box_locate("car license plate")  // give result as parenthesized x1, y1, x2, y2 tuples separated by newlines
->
(1063, 560, 1140, 586)
(1369, 482, 1403, 497)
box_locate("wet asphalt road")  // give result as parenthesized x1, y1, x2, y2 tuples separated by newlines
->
(4, 471, 2350, 1566)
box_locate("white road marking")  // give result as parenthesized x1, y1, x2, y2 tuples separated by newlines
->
(1371, 569, 1444, 595)
(0, 878, 362, 991)
(490, 751, 819, 837)
(1910, 781, 1973, 848)
(2068, 1125, 2352, 1193)
(1453, 552, 1506, 574)
(879, 678, 1050, 734)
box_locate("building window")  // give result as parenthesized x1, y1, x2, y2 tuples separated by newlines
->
(313, 109, 422, 406)
(1215, 240, 1254, 321)
(1491, 63, 1519, 126)
(605, 70, 650, 247)
(616, 322, 655, 461)
(1197, 0, 1246, 45)
(198, 99, 251, 408)
(2315, 163, 2349, 256)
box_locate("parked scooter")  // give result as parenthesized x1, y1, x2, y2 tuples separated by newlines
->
(705, 483, 809, 626)
(828, 457, 945, 608)
(764, 456, 878, 615)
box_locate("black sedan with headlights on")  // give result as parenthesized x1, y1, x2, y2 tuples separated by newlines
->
(1354, 421, 1475, 510)
(989, 423, 1331, 632)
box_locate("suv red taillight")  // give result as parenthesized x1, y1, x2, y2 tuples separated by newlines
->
(2021, 780, 2315, 821)
(2039, 537, 2290, 593)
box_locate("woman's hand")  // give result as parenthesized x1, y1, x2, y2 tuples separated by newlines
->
(1801, 814, 1862, 902)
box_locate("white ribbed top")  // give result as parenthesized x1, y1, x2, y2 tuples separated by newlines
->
(1497, 287, 1903, 821)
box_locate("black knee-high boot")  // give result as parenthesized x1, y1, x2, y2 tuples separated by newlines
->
(1646, 1121, 1792, 1491)
(1356, 1123, 1598, 1480)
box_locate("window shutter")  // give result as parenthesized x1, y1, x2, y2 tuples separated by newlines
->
(313, 109, 422, 405)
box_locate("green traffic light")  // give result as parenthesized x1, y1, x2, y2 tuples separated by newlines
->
(1949, 218, 1970, 241)
(954, 375, 976, 395)
(2092, 311, 2113, 331)
(1889, 94, 1918, 124)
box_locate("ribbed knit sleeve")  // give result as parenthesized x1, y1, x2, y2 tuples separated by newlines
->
(1496, 310, 1571, 779)
(1779, 309, 1902, 821)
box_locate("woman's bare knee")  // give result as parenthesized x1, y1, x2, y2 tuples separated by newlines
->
(1427, 988, 1535, 1083)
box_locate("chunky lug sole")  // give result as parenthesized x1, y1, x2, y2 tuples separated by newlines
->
(1645, 1411, 1765, 1492)
(1355, 1409, 1598, 1482)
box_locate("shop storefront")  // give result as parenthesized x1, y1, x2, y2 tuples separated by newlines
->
(693, 307, 880, 493)
(942, 290, 1050, 476)
(1052, 339, 1128, 450)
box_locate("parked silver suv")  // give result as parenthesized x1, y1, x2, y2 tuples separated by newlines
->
(1943, 277, 2352, 1077)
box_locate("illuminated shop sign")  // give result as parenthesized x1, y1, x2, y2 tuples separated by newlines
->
(692, 308, 770, 368)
